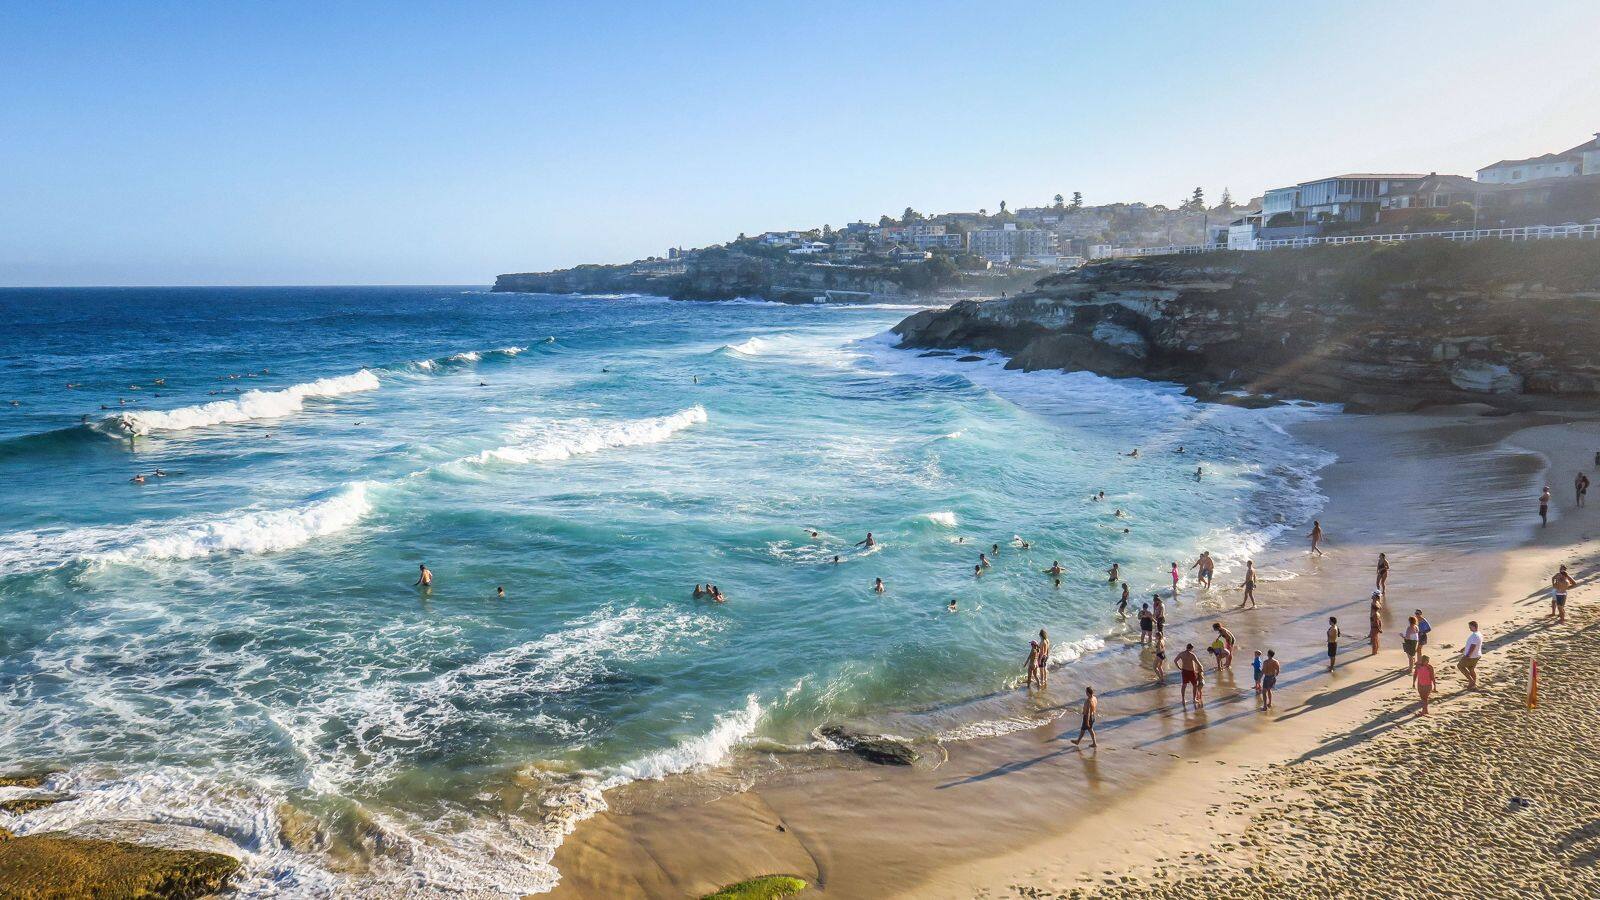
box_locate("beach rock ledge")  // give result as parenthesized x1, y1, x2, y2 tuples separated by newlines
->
(893, 241, 1600, 413)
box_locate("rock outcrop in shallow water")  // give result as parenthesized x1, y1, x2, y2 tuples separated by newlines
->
(819, 724, 919, 766)
(0, 828, 241, 899)
(892, 241, 1600, 413)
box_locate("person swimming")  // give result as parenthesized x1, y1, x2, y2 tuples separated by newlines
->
(974, 564, 983, 577)
(948, 599, 958, 612)
(1045, 561, 1065, 577)
(415, 564, 433, 589)
(1107, 563, 1119, 583)
(693, 584, 706, 598)
(832, 555, 841, 564)
(856, 532, 875, 548)
(496, 586, 505, 599)
(130, 474, 146, 484)
(979, 553, 992, 568)
(874, 577, 885, 593)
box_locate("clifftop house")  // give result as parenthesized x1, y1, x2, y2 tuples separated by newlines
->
(1477, 133, 1600, 184)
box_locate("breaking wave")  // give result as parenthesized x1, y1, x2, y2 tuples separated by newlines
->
(107, 370, 380, 435)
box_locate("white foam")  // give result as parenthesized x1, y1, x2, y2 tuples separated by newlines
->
(457, 406, 707, 468)
(409, 346, 527, 372)
(111, 370, 380, 434)
(922, 511, 958, 528)
(601, 694, 763, 786)
(99, 483, 374, 564)
(0, 484, 375, 573)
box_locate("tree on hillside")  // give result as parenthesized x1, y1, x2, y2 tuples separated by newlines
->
(903, 207, 924, 222)
(879, 215, 895, 227)
(822, 224, 833, 238)
(978, 208, 987, 217)
(999, 200, 1008, 214)
(1217, 188, 1234, 214)
(1054, 193, 1065, 208)
(1188, 187, 1205, 212)
(1071, 191, 1083, 209)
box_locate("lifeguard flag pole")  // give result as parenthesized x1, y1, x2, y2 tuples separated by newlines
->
(1528, 656, 1540, 709)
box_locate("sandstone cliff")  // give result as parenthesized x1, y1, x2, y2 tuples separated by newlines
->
(892, 241, 1600, 412)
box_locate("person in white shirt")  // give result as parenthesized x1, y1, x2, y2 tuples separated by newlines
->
(1457, 620, 1484, 689)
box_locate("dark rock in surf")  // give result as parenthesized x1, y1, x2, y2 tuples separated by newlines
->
(818, 724, 918, 766)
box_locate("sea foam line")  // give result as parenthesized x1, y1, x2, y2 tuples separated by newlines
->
(450, 406, 707, 469)
(108, 369, 381, 435)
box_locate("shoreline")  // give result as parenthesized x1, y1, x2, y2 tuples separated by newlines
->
(543, 407, 1598, 899)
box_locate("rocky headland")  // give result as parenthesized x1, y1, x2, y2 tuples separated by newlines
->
(892, 240, 1600, 412)
(493, 246, 1043, 303)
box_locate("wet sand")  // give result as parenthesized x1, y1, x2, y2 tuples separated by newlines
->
(544, 408, 1600, 899)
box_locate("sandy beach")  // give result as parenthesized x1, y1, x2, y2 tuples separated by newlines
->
(544, 407, 1600, 899)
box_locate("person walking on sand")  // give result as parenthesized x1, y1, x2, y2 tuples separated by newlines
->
(1071, 686, 1098, 748)
(1577, 471, 1589, 507)
(1553, 565, 1577, 623)
(1176, 644, 1205, 709)
(1368, 594, 1383, 655)
(1190, 551, 1214, 588)
(1402, 615, 1421, 674)
(1413, 654, 1436, 715)
(1138, 603, 1155, 645)
(1326, 617, 1341, 671)
(1540, 485, 1551, 527)
(1308, 520, 1325, 556)
(1376, 552, 1390, 597)
(1458, 620, 1483, 690)
(1239, 560, 1258, 609)
(415, 563, 433, 590)
(1261, 650, 1281, 710)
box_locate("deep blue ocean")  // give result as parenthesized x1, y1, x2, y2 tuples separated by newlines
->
(0, 286, 1332, 894)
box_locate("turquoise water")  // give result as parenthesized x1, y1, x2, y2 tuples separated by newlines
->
(0, 287, 1330, 895)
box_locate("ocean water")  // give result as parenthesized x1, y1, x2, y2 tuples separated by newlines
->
(0, 287, 1333, 895)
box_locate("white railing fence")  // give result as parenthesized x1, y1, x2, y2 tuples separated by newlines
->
(1092, 223, 1600, 259)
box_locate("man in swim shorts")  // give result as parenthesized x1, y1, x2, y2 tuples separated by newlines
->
(1175, 644, 1204, 709)
(1071, 686, 1098, 748)
(1260, 650, 1280, 710)
(1326, 616, 1340, 671)
(1552, 565, 1577, 623)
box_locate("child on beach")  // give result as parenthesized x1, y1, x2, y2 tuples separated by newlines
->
(1153, 632, 1167, 681)
(1251, 650, 1264, 696)
(1369, 594, 1383, 654)
(1413, 655, 1435, 715)
(1326, 616, 1341, 671)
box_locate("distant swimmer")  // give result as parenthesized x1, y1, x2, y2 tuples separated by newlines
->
(153, 378, 165, 385)
(948, 599, 958, 612)
(1098, 491, 1106, 501)
(478, 381, 488, 387)
(1053, 577, 1061, 589)
(415, 563, 433, 589)
(806, 528, 821, 539)
(130, 474, 146, 484)
(693, 584, 706, 598)
(874, 577, 886, 593)
(979, 553, 991, 568)
(974, 564, 983, 578)
(1019, 539, 1031, 549)
(832, 555, 841, 565)
(153, 469, 168, 477)
(711, 585, 726, 603)
(1127, 448, 1139, 458)
(991, 543, 1001, 558)
(1195, 466, 1203, 480)
(1107, 563, 1119, 583)
(1113, 509, 1124, 518)
(1175, 445, 1185, 453)
(692, 375, 699, 384)
(1045, 561, 1065, 577)
(856, 532, 875, 548)
(496, 586, 505, 599)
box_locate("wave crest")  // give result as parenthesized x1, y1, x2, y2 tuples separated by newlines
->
(108, 370, 380, 435)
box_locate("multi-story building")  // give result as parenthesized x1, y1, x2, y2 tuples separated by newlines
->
(966, 223, 1054, 263)
(1476, 133, 1600, 184)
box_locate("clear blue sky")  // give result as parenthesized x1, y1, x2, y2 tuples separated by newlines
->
(4, 1, 1599, 286)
